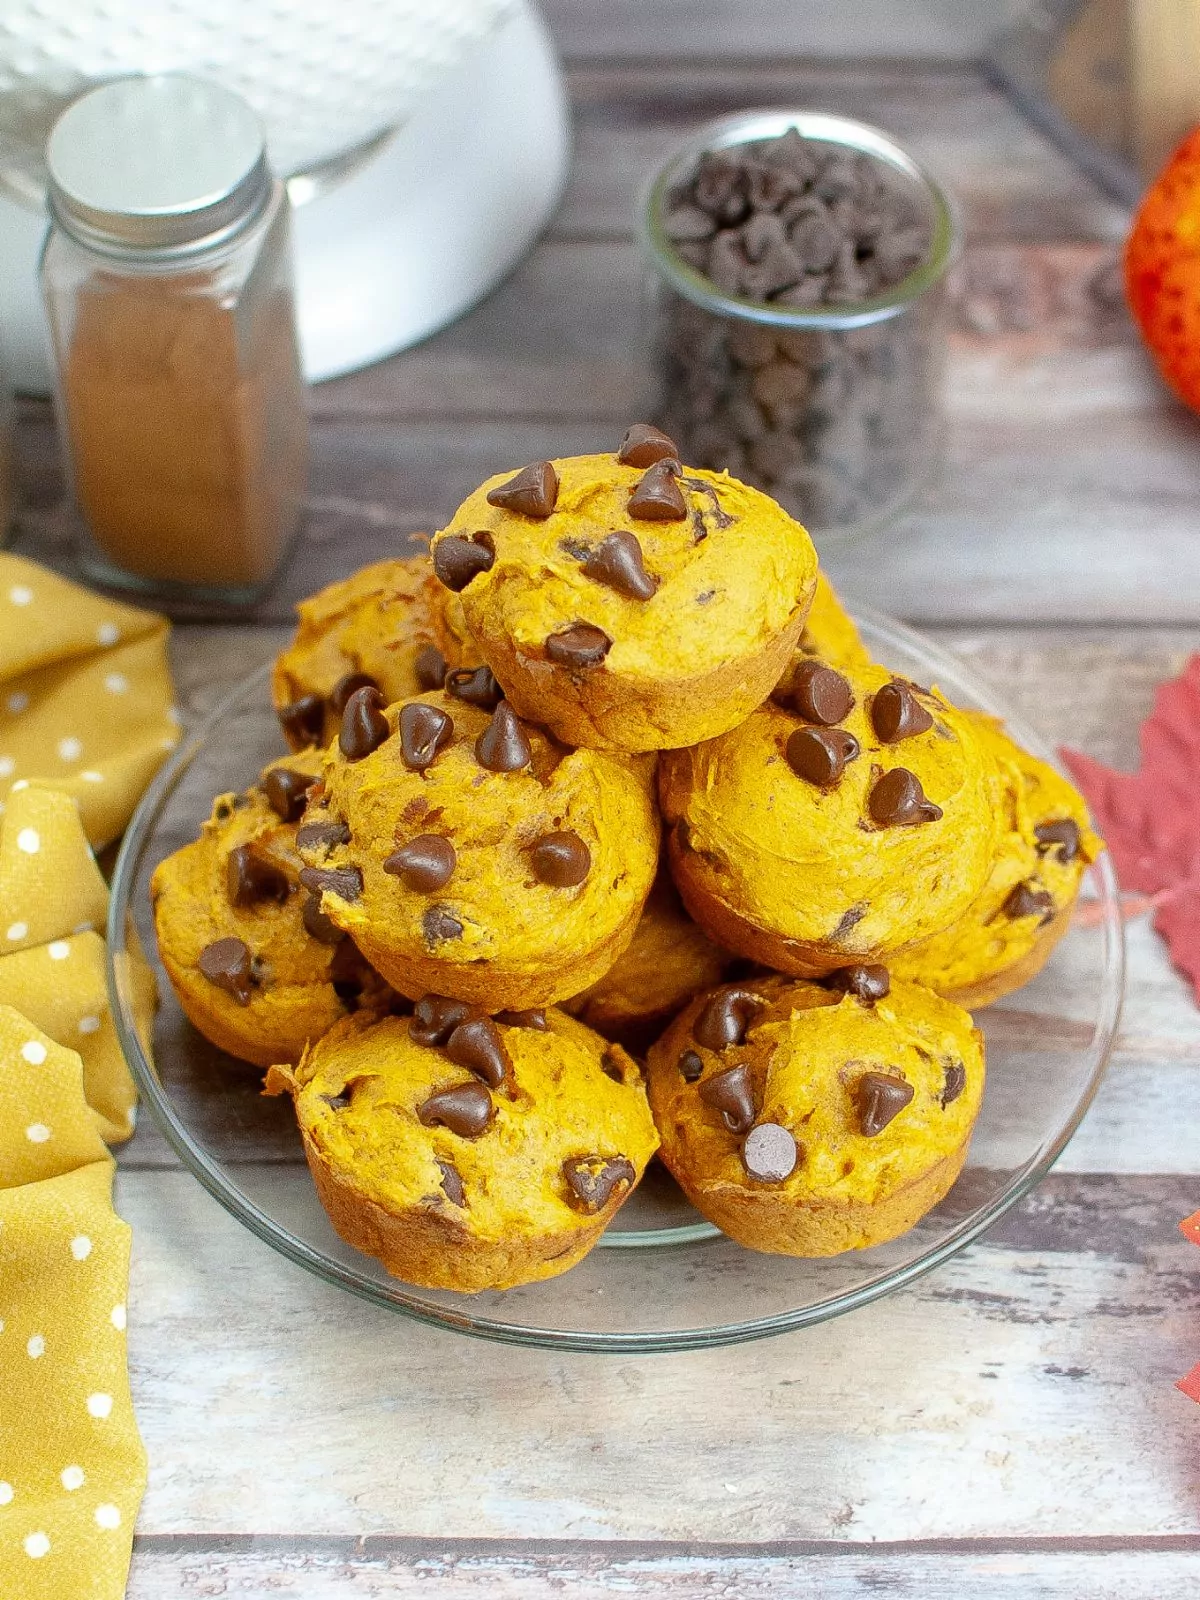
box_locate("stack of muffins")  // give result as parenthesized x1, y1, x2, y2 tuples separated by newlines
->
(151, 429, 1101, 1291)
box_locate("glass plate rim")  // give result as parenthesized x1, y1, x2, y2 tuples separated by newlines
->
(107, 601, 1125, 1353)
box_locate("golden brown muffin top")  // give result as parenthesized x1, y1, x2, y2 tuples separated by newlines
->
(271, 556, 461, 749)
(647, 972, 983, 1203)
(660, 660, 1002, 957)
(271, 1008, 658, 1242)
(298, 689, 659, 985)
(150, 749, 385, 1044)
(429, 446, 817, 683)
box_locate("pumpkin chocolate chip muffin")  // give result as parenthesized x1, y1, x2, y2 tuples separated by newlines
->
(645, 972, 984, 1256)
(660, 659, 1000, 976)
(296, 686, 660, 1010)
(563, 871, 734, 1052)
(271, 555, 482, 751)
(266, 1005, 659, 1291)
(891, 712, 1102, 1008)
(427, 428, 818, 751)
(150, 749, 388, 1068)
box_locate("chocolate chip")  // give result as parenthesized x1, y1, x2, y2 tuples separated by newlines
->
(433, 533, 496, 592)
(545, 623, 612, 668)
(475, 701, 532, 772)
(665, 203, 716, 244)
(601, 1048, 626, 1083)
(446, 1018, 510, 1088)
(581, 531, 659, 601)
(1003, 881, 1056, 924)
(399, 702, 454, 770)
(628, 457, 687, 520)
(278, 693, 325, 750)
(262, 766, 313, 823)
(296, 819, 351, 852)
(198, 936, 256, 1005)
(698, 1062, 756, 1134)
(339, 685, 390, 762)
(384, 834, 457, 892)
(791, 659, 854, 725)
(825, 964, 890, 1002)
(226, 843, 290, 908)
(486, 460, 559, 518)
(830, 904, 868, 942)
(693, 985, 763, 1051)
(786, 726, 860, 788)
(562, 1154, 636, 1214)
(1035, 819, 1081, 864)
(871, 681, 934, 743)
(330, 672, 380, 715)
(678, 1049, 704, 1082)
(742, 1122, 798, 1182)
(418, 1080, 495, 1138)
(941, 1061, 967, 1108)
(414, 644, 448, 691)
(855, 1071, 915, 1136)
(298, 864, 364, 902)
(302, 892, 344, 945)
(423, 907, 464, 944)
(328, 938, 368, 1001)
(410, 995, 473, 1047)
(868, 768, 942, 826)
(679, 475, 735, 531)
(437, 1159, 466, 1206)
(496, 1009, 548, 1030)
(617, 423, 679, 467)
(530, 830, 591, 887)
(694, 150, 745, 220)
(445, 664, 503, 711)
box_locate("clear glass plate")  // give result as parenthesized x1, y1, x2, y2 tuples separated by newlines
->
(107, 607, 1124, 1352)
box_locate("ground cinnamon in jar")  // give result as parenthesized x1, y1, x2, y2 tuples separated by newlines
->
(42, 75, 309, 602)
(62, 267, 307, 589)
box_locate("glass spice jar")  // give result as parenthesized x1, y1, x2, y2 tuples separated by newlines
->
(639, 111, 960, 544)
(40, 75, 309, 606)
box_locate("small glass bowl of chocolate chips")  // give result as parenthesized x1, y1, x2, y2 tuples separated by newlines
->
(640, 111, 959, 543)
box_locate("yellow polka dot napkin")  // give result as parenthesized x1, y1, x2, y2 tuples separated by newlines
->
(0, 1008, 146, 1599)
(0, 555, 174, 1595)
(0, 553, 179, 850)
(0, 784, 156, 1145)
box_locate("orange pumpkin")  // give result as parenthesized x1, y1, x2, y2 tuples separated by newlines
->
(1126, 127, 1200, 411)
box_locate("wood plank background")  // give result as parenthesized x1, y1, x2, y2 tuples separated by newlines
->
(9, 3, 1200, 1595)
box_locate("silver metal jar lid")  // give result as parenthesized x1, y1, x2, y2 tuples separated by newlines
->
(46, 75, 271, 257)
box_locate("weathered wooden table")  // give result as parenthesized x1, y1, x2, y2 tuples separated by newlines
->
(14, 6, 1200, 1594)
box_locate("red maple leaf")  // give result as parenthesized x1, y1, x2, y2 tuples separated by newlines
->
(1061, 654, 1200, 1003)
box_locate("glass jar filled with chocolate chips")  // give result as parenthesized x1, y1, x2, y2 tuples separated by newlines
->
(640, 112, 959, 543)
